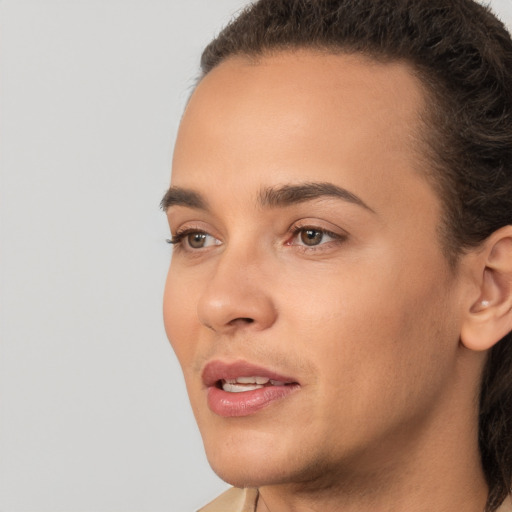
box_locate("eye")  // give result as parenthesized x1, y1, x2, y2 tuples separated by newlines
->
(299, 229, 327, 246)
(288, 226, 342, 247)
(168, 229, 221, 250)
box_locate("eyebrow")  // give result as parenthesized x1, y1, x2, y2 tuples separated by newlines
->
(160, 187, 209, 211)
(161, 182, 374, 213)
(258, 182, 374, 212)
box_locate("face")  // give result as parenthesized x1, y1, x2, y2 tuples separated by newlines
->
(163, 52, 466, 488)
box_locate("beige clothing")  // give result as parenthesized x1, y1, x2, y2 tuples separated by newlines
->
(500, 497, 512, 512)
(198, 487, 258, 512)
(198, 487, 512, 512)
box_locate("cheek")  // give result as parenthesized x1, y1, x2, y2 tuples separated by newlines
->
(163, 264, 200, 366)
(281, 251, 457, 405)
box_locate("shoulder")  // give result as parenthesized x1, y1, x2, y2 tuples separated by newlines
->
(197, 487, 258, 512)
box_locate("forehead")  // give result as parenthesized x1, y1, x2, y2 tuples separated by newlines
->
(171, 51, 434, 221)
(179, 51, 426, 138)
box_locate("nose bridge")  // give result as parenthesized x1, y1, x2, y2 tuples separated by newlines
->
(197, 239, 277, 333)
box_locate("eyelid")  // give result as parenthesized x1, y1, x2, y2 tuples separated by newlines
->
(286, 220, 348, 248)
(167, 228, 203, 245)
(168, 225, 222, 252)
(288, 219, 347, 237)
(168, 219, 217, 241)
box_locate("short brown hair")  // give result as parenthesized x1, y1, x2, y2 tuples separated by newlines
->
(199, 1, 512, 510)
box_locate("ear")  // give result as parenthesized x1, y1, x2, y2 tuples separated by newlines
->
(460, 226, 512, 352)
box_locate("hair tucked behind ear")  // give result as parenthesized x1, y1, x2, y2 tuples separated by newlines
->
(199, 1, 512, 509)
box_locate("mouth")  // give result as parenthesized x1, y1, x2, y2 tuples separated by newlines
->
(219, 376, 290, 393)
(202, 360, 301, 417)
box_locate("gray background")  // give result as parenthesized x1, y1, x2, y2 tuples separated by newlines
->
(1, 1, 511, 511)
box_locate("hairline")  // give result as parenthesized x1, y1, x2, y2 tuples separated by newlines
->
(196, 46, 464, 268)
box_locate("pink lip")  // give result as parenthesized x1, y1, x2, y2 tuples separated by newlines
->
(202, 360, 298, 387)
(202, 360, 301, 417)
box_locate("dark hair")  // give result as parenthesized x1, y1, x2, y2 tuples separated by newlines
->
(199, 0, 512, 510)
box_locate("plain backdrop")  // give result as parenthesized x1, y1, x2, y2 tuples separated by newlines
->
(1, 1, 511, 511)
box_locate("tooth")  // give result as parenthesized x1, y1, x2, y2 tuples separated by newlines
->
(235, 377, 255, 384)
(270, 380, 285, 386)
(222, 382, 264, 393)
(236, 376, 270, 384)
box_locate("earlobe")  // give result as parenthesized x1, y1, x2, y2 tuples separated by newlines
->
(460, 226, 512, 352)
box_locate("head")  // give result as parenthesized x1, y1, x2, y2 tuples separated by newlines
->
(163, 1, 512, 510)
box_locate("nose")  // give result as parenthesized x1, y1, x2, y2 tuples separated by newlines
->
(197, 247, 277, 334)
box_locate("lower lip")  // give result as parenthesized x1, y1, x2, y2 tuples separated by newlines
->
(207, 384, 300, 417)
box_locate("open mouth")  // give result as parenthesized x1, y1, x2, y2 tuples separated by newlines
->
(203, 360, 301, 417)
(218, 376, 295, 393)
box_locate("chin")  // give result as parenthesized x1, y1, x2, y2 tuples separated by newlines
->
(202, 429, 332, 490)
(202, 430, 299, 488)
(207, 447, 339, 492)
(211, 466, 274, 488)
(208, 456, 295, 489)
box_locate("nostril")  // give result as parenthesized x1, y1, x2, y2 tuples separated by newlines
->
(229, 317, 255, 325)
(197, 286, 277, 333)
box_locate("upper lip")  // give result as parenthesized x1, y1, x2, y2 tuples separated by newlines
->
(202, 359, 299, 387)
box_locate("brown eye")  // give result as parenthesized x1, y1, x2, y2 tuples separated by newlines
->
(187, 232, 207, 248)
(169, 230, 221, 250)
(300, 229, 324, 246)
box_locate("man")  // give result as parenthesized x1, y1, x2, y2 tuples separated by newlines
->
(161, 0, 512, 511)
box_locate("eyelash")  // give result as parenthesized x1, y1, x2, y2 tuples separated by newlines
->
(287, 224, 346, 249)
(166, 224, 346, 251)
(166, 228, 212, 246)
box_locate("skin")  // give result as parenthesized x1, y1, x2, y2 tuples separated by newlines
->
(163, 52, 490, 512)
